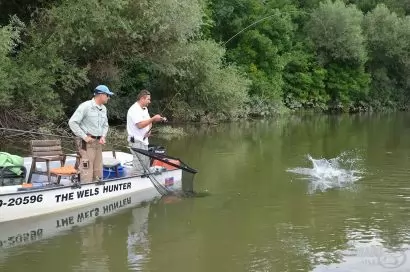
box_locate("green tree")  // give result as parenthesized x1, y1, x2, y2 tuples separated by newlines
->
(363, 4, 410, 109)
(0, 0, 250, 125)
(305, 0, 370, 111)
(0, 0, 56, 25)
(210, 0, 298, 112)
(283, 50, 328, 110)
(305, 0, 367, 65)
(155, 40, 250, 122)
(0, 15, 79, 127)
(347, 0, 410, 15)
(0, 19, 19, 108)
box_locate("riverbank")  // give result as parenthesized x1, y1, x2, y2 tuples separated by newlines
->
(1, 105, 406, 141)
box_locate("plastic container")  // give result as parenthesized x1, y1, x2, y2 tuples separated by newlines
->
(103, 165, 124, 179)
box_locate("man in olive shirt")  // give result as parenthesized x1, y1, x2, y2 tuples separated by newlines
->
(69, 85, 113, 183)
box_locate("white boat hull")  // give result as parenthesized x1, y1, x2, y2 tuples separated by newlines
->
(0, 190, 153, 250)
(0, 151, 183, 223)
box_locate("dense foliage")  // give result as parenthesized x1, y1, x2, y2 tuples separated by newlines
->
(0, 0, 409, 127)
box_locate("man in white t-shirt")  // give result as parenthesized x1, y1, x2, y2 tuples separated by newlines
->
(126, 90, 166, 174)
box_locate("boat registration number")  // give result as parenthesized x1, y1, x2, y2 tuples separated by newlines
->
(0, 195, 43, 207)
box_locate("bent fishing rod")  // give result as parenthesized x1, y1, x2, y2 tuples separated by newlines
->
(223, 14, 278, 46)
(144, 92, 181, 140)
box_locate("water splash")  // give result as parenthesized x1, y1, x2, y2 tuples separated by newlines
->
(287, 151, 364, 193)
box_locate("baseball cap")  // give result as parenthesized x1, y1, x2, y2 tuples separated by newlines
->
(94, 85, 114, 96)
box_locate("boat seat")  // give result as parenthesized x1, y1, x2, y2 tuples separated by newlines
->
(28, 139, 80, 184)
(50, 165, 78, 176)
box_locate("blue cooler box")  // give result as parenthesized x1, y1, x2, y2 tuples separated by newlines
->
(103, 165, 124, 179)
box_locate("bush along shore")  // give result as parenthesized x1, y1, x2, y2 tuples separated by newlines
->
(0, 0, 409, 131)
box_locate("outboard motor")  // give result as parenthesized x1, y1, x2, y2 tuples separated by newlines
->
(148, 144, 166, 154)
(148, 144, 166, 166)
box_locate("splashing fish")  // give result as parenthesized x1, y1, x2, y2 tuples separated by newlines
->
(287, 152, 364, 192)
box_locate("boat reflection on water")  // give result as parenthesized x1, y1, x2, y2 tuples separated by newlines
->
(127, 206, 151, 270)
(0, 187, 160, 266)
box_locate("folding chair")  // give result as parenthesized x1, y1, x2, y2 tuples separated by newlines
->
(27, 139, 80, 184)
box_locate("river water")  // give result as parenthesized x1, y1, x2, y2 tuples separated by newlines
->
(1, 112, 410, 272)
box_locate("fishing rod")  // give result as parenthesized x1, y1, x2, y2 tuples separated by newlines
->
(144, 92, 181, 140)
(156, 91, 181, 120)
(223, 14, 277, 46)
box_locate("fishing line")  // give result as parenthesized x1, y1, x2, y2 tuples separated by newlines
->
(222, 14, 278, 46)
(144, 92, 181, 139)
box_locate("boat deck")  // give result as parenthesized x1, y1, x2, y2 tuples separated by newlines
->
(0, 151, 164, 195)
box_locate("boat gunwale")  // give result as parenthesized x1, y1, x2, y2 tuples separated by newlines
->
(0, 168, 180, 197)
